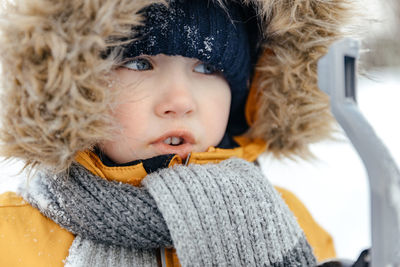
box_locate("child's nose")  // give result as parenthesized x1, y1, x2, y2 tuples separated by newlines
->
(155, 79, 196, 118)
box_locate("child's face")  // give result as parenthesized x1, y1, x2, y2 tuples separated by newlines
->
(100, 54, 231, 163)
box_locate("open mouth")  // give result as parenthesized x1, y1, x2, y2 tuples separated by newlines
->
(151, 131, 195, 159)
(153, 131, 195, 146)
(163, 136, 185, 146)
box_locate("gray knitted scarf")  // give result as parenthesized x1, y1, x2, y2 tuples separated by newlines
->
(20, 158, 317, 267)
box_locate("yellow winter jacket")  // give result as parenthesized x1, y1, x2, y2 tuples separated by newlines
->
(0, 139, 335, 267)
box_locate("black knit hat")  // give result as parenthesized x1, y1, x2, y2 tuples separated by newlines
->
(122, 0, 257, 148)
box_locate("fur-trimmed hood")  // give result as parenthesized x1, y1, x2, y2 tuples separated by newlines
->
(0, 0, 351, 171)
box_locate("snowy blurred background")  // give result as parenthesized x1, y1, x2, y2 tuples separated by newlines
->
(0, 0, 399, 262)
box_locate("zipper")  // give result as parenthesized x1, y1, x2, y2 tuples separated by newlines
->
(160, 247, 167, 267)
(184, 152, 191, 166)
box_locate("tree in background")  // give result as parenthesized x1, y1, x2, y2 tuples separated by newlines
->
(362, 0, 400, 69)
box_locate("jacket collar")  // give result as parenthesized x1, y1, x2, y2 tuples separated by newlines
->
(75, 136, 266, 186)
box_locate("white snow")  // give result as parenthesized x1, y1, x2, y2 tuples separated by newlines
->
(0, 68, 399, 262)
(260, 68, 400, 261)
(203, 37, 214, 53)
(0, 159, 25, 193)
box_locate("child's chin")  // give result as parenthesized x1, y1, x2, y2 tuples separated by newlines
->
(151, 143, 194, 160)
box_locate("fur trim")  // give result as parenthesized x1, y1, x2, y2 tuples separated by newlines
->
(0, 0, 352, 171)
(245, 0, 353, 158)
(0, 0, 163, 171)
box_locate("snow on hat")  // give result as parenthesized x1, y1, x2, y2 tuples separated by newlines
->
(121, 0, 254, 147)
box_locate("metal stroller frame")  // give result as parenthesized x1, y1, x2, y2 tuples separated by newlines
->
(318, 38, 400, 267)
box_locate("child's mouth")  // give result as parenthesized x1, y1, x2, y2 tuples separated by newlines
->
(163, 137, 184, 146)
(151, 131, 195, 159)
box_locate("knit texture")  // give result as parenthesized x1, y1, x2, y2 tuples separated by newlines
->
(20, 164, 172, 248)
(21, 158, 317, 266)
(143, 158, 317, 266)
(64, 236, 158, 267)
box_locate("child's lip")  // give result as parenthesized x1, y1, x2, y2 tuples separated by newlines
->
(150, 130, 195, 159)
(151, 130, 195, 145)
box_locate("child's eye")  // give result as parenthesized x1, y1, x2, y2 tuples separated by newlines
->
(194, 63, 218, 74)
(123, 58, 153, 71)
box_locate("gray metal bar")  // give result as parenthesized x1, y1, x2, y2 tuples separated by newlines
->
(318, 38, 400, 267)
